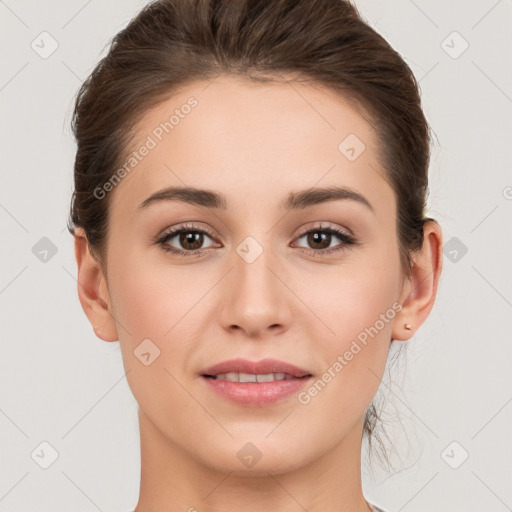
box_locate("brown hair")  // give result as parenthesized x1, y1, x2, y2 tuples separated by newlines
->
(67, 0, 435, 463)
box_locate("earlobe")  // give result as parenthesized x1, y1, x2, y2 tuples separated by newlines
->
(392, 220, 443, 341)
(74, 228, 119, 342)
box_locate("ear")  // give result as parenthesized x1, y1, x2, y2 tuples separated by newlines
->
(392, 220, 443, 341)
(74, 227, 118, 342)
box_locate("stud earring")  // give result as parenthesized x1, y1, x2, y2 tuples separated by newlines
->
(404, 323, 412, 330)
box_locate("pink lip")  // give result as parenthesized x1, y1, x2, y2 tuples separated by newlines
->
(200, 358, 313, 407)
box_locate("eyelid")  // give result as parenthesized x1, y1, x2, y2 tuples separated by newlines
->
(294, 221, 353, 239)
(156, 222, 217, 241)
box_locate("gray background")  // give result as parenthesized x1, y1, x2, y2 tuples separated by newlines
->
(1, 1, 511, 511)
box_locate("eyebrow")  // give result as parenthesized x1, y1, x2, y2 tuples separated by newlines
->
(138, 185, 374, 213)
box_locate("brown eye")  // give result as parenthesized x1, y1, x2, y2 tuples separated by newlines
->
(178, 231, 205, 250)
(156, 223, 218, 255)
(306, 231, 332, 250)
(294, 225, 356, 254)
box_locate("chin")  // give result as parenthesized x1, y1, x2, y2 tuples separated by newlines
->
(197, 436, 313, 477)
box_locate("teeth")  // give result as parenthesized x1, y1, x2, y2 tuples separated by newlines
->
(213, 372, 293, 382)
(239, 372, 257, 383)
(255, 373, 275, 382)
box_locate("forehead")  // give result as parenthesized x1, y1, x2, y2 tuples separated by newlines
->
(109, 74, 393, 220)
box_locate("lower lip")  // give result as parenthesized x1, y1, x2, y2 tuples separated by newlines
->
(201, 376, 312, 406)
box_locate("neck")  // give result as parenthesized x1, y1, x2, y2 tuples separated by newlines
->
(134, 410, 371, 512)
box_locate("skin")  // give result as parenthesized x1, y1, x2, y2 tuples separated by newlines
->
(74, 74, 443, 512)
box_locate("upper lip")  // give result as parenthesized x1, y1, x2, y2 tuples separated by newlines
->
(200, 358, 312, 378)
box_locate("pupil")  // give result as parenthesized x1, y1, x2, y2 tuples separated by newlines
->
(309, 232, 329, 249)
(181, 231, 203, 250)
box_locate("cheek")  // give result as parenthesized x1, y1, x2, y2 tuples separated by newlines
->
(108, 250, 207, 341)
(293, 251, 401, 409)
(107, 258, 203, 426)
(107, 250, 218, 382)
(295, 252, 401, 349)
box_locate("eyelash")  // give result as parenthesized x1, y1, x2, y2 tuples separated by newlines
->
(155, 222, 358, 258)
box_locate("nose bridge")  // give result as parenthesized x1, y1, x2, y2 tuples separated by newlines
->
(220, 232, 290, 335)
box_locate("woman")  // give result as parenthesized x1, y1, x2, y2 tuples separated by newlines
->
(68, 0, 443, 510)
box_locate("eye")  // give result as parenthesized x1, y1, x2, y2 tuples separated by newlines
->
(155, 222, 358, 258)
(155, 223, 219, 256)
(292, 223, 357, 256)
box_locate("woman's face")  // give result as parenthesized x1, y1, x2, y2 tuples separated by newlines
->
(100, 74, 411, 474)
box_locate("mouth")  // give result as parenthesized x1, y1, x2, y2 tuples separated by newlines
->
(200, 357, 312, 379)
(203, 372, 310, 382)
(199, 358, 313, 406)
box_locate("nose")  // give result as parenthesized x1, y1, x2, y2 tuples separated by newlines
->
(219, 242, 292, 338)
